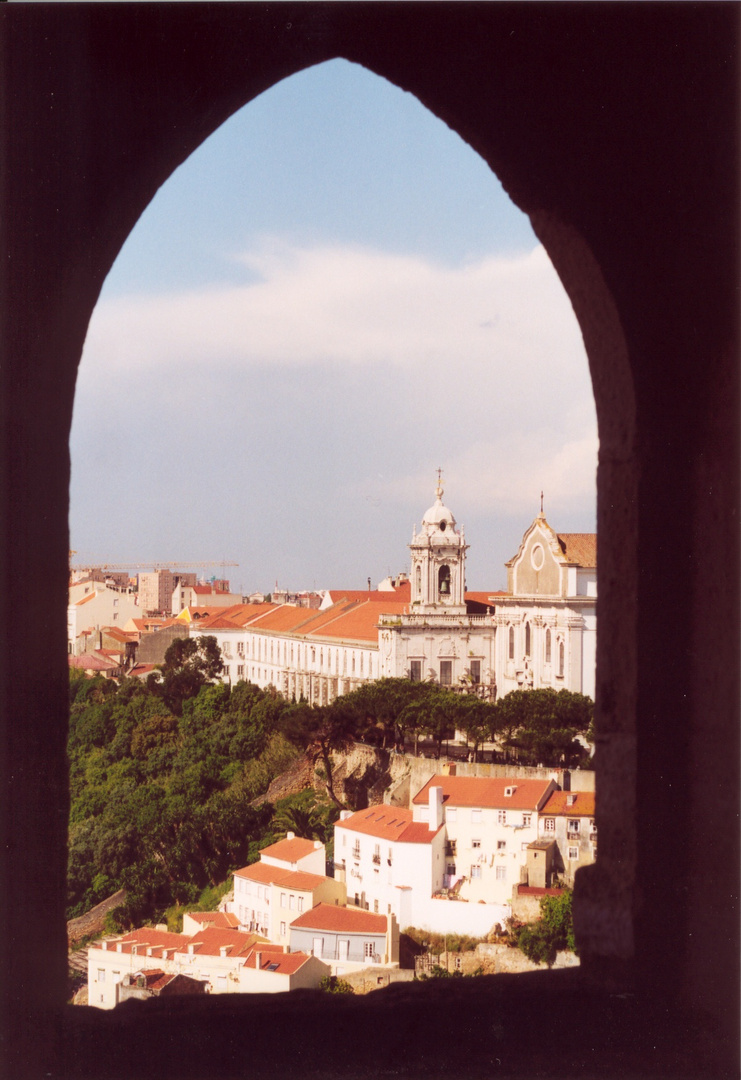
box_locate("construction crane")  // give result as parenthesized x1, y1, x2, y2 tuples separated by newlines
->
(70, 560, 239, 573)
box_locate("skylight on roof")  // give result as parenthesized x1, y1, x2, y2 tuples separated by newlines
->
(267, 962, 279, 971)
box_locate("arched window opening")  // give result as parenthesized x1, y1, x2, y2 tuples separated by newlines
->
(64, 55, 600, 999)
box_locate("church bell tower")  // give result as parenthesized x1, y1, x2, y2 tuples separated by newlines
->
(410, 472, 468, 614)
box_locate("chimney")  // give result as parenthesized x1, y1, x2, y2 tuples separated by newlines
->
(101, 941, 108, 951)
(255, 952, 262, 969)
(116, 943, 122, 953)
(566, 793, 577, 806)
(340, 810, 352, 821)
(220, 945, 229, 957)
(429, 785, 444, 830)
(287, 831, 295, 840)
(314, 840, 322, 849)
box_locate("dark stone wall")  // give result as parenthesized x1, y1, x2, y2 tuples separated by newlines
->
(1, 4, 737, 1077)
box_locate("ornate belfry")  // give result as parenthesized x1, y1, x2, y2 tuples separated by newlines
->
(410, 471, 468, 613)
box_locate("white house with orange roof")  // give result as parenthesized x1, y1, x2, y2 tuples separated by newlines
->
(333, 803, 446, 927)
(412, 774, 559, 905)
(288, 902, 399, 973)
(239, 944, 329, 993)
(232, 841, 346, 948)
(181, 910, 240, 935)
(257, 832, 327, 876)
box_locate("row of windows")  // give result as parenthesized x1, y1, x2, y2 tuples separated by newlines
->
(220, 636, 372, 677)
(408, 658, 483, 685)
(507, 624, 565, 675)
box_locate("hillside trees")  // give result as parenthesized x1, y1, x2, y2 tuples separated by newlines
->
(149, 635, 223, 714)
(494, 689, 593, 767)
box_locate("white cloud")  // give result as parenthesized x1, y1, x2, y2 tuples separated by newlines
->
(81, 240, 585, 382)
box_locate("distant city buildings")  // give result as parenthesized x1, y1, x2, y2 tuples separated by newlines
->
(191, 481, 597, 702)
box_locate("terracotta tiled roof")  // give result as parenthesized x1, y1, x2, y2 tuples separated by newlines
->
(185, 911, 240, 929)
(129, 618, 167, 633)
(198, 616, 243, 630)
(290, 903, 387, 934)
(413, 775, 555, 811)
(101, 627, 138, 642)
(243, 948, 312, 974)
(68, 653, 119, 672)
(308, 600, 408, 645)
(75, 592, 97, 606)
(183, 927, 267, 957)
(128, 663, 156, 678)
(259, 836, 321, 863)
(540, 790, 596, 816)
(556, 533, 597, 568)
(337, 805, 441, 844)
(104, 928, 189, 958)
(465, 591, 508, 606)
(327, 583, 411, 604)
(234, 862, 329, 892)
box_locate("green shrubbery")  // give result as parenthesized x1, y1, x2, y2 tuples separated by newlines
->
(517, 889, 577, 967)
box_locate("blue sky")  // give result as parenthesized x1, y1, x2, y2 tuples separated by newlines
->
(70, 59, 597, 593)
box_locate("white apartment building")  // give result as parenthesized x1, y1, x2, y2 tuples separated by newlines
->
(411, 774, 559, 905)
(333, 803, 446, 928)
(233, 865, 345, 948)
(67, 580, 140, 653)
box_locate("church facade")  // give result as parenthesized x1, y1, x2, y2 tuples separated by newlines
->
(191, 483, 596, 703)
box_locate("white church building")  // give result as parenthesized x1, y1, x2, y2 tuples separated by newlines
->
(191, 481, 596, 702)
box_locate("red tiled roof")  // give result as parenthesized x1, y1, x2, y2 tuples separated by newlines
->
(327, 583, 411, 604)
(540, 790, 596, 816)
(234, 863, 328, 892)
(105, 928, 189, 957)
(413, 775, 555, 811)
(308, 600, 408, 645)
(128, 663, 156, 678)
(185, 911, 240, 929)
(75, 592, 97, 607)
(337, 805, 441, 844)
(290, 903, 387, 935)
(465, 591, 508, 606)
(68, 653, 119, 672)
(260, 836, 320, 863)
(556, 533, 597, 568)
(183, 926, 267, 957)
(243, 948, 312, 974)
(198, 616, 243, 630)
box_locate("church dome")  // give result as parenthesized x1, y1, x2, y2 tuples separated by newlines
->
(421, 477, 457, 535)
